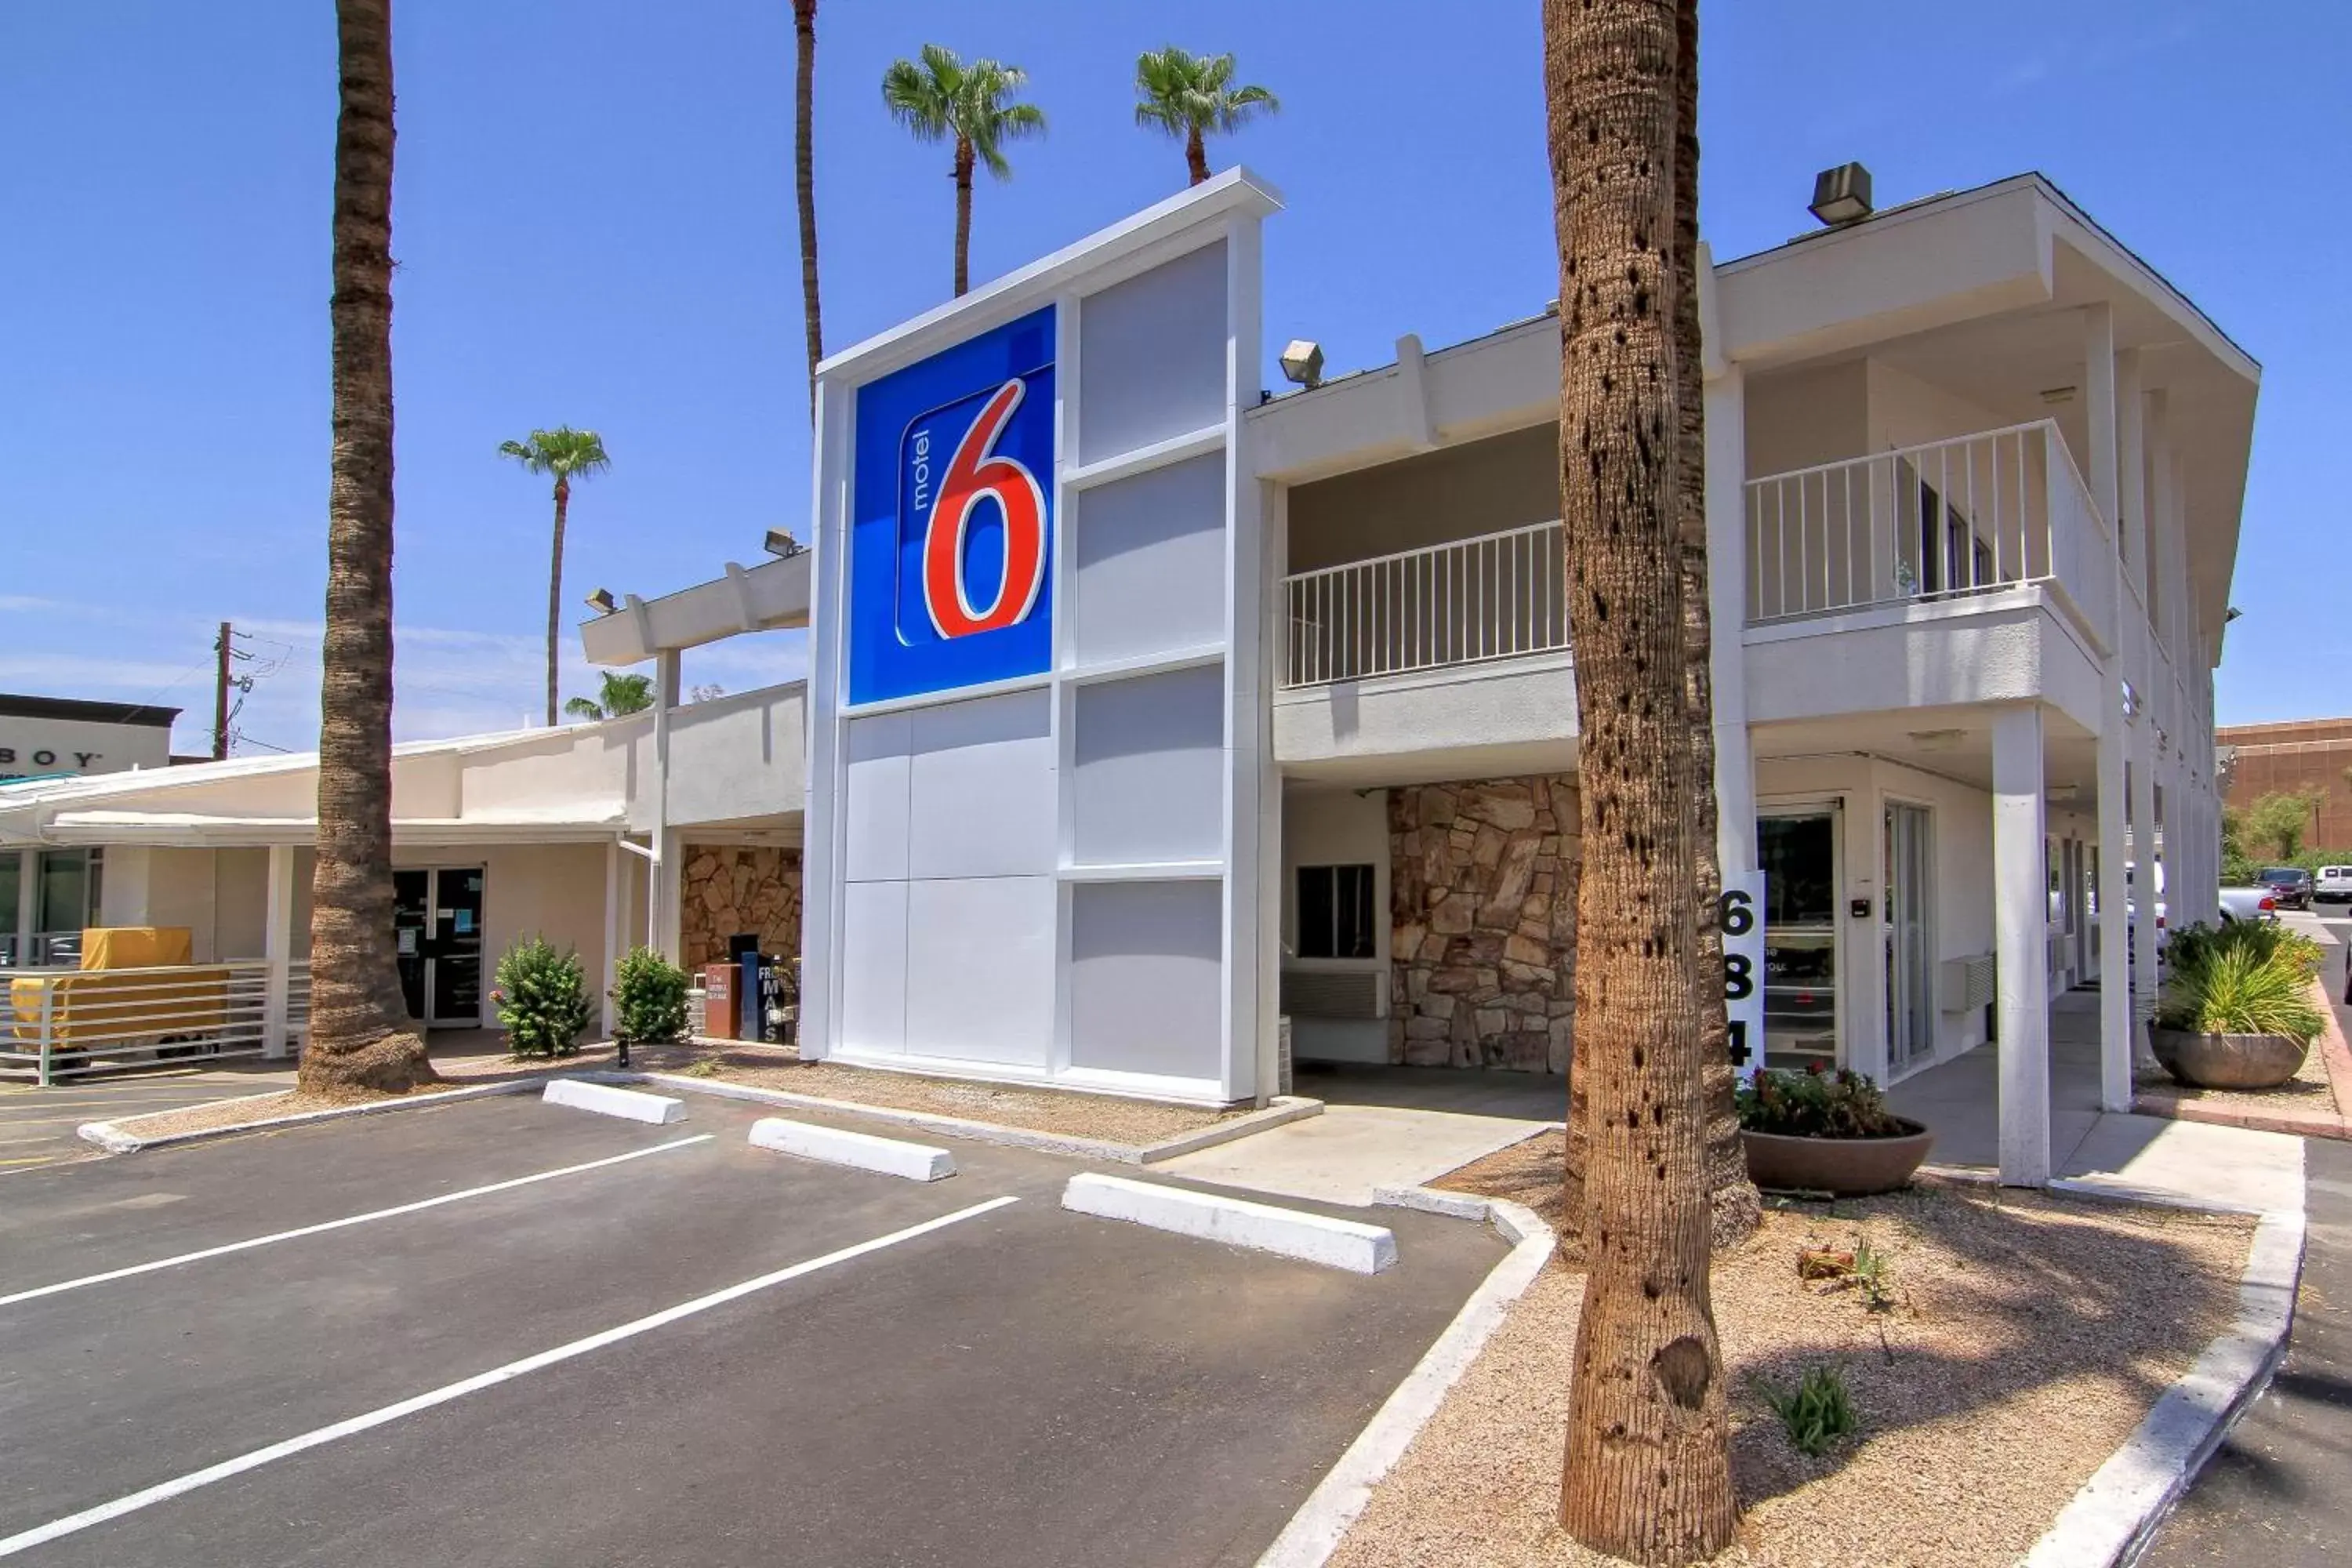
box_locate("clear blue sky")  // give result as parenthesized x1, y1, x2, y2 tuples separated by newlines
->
(2, 1, 2340, 754)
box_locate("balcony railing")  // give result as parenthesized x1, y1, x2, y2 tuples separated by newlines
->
(1742, 420, 2117, 652)
(1282, 521, 1566, 688)
(0, 959, 310, 1083)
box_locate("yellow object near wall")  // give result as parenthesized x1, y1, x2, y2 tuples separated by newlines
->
(8, 927, 230, 1045)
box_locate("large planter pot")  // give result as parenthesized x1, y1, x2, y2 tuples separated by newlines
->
(1740, 1120, 1935, 1196)
(2149, 1027, 2307, 1091)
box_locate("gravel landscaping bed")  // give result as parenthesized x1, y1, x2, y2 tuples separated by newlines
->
(102, 1039, 1250, 1150)
(1342, 1131, 2255, 1567)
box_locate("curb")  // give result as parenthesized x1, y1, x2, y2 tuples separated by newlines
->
(749, 1116, 956, 1182)
(583, 1071, 1323, 1167)
(77, 1080, 537, 1154)
(2023, 1206, 2308, 1566)
(1062, 1172, 1398, 1275)
(543, 1080, 687, 1125)
(1254, 1186, 1554, 1567)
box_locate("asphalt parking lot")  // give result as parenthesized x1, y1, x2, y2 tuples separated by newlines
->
(0, 1061, 296, 1176)
(0, 1090, 1504, 1566)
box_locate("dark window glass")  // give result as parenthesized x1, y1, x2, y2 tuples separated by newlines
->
(1296, 864, 1376, 960)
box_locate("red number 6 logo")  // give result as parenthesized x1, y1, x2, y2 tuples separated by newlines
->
(923, 378, 1048, 640)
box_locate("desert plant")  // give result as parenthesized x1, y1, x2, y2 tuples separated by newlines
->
(612, 946, 689, 1044)
(2157, 941, 2324, 1043)
(1759, 1364, 1857, 1456)
(1737, 1065, 1910, 1139)
(1851, 1239, 1896, 1312)
(492, 938, 593, 1058)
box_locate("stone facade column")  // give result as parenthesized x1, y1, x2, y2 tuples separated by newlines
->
(1388, 774, 1581, 1073)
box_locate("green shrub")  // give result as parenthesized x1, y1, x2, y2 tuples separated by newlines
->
(2157, 938, 2324, 1044)
(492, 938, 593, 1058)
(612, 946, 689, 1044)
(1760, 1365, 1857, 1456)
(1736, 1066, 1909, 1139)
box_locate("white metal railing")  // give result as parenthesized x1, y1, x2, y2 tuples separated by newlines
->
(1281, 521, 1566, 688)
(1742, 420, 2118, 652)
(0, 959, 310, 1083)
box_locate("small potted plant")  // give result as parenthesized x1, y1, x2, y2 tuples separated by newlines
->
(2150, 922, 2324, 1090)
(1736, 1063, 1933, 1196)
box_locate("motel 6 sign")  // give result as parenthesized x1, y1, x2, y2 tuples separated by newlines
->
(848, 307, 1057, 706)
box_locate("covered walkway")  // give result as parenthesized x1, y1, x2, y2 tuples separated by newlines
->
(1889, 988, 2304, 1214)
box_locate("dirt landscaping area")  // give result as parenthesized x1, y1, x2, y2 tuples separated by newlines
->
(1350, 1130, 2256, 1568)
(102, 1037, 1258, 1150)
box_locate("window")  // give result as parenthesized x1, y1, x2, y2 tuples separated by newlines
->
(1296, 864, 1376, 960)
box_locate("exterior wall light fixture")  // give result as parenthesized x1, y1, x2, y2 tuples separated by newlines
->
(1279, 339, 1325, 390)
(583, 587, 617, 615)
(1807, 162, 1875, 227)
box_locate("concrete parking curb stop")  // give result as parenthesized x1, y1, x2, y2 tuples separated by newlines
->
(1061, 1172, 1398, 1275)
(748, 1116, 955, 1181)
(77, 1081, 536, 1154)
(541, 1080, 686, 1125)
(1255, 1186, 1555, 1568)
(2024, 1207, 2308, 1567)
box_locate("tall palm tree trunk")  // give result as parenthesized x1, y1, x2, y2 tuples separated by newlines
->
(793, 0, 822, 418)
(952, 136, 975, 296)
(1544, 0, 1735, 1559)
(544, 474, 569, 728)
(1185, 125, 1209, 185)
(1672, 0, 1759, 1248)
(306, 0, 430, 1097)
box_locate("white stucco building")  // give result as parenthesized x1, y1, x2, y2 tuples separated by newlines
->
(2, 166, 2252, 1190)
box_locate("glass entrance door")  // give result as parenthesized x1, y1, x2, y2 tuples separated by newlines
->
(430, 868, 485, 1025)
(1758, 809, 1839, 1068)
(1885, 803, 1933, 1070)
(390, 867, 486, 1028)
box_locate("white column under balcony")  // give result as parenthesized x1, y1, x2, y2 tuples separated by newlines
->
(2084, 307, 2119, 532)
(2096, 686, 2133, 1112)
(2116, 348, 2148, 603)
(262, 843, 295, 1058)
(1704, 361, 1756, 880)
(2131, 744, 2161, 1027)
(601, 837, 622, 1037)
(1994, 704, 2053, 1185)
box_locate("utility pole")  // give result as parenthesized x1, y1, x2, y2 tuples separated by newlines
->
(212, 621, 233, 760)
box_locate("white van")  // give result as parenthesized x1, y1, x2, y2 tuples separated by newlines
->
(2317, 866, 2352, 905)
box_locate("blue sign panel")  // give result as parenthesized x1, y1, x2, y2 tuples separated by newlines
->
(848, 307, 1057, 705)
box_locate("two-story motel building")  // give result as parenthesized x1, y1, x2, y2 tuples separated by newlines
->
(0, 166, 2251, 1188)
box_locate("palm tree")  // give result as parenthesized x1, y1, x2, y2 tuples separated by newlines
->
(1132, 46, 1278, 187)
(881, 44, 1047, 297)
(303, 0, 430, 1096)
(499, 427, 612, 729)
(564, 670, 655, 722)
(793, 0, 822, 419)
(1543, 0, 1736, 1558)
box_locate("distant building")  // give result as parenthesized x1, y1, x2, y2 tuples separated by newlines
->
(2216, 717, 2352, 849)
(0, 694, 179, 784)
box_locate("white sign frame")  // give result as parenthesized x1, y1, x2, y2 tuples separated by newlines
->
(1721, 871, 1766, 1085)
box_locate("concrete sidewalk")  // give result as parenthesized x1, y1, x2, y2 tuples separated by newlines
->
(1159, 1063, 1558, 1205)
(1888, 996, 2306, 1214)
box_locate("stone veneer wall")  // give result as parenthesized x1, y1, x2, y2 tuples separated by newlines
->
(1388, 775, 1580, 1073)
(678, 845, 803, 973)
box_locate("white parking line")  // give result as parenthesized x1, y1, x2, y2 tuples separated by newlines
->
(0, 1194, 1021, 1559)
(0, 1135, 715, 1309)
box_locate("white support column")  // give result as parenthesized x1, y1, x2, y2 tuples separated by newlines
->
(2116, 348, 2148, 603)
(2096, 695, 2132, 1110)
(13, 849, 36, 964)
(2131, 745, 2160, 1025)
(262, 843, 295, 1058)
(2083, 306, 2119, 529)
(1994, 704, 2053, 1185)
(601, 837, 622, 1038)
(649, 649, 683, 963)
(1704, 361, 1757, 881)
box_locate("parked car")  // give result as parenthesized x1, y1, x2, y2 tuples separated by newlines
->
(2219, 885, 2281, 924)
(2317, 865, 2352, 904)
(2258, 867, 2314, 910)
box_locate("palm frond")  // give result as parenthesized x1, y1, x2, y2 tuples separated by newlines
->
(1131, 45, 1276, 147)
(500, 426, 612, 479)
(562, 696, 605, 721)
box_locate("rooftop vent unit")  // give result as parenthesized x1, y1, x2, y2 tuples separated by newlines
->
(1808, 162, 1875, 227)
